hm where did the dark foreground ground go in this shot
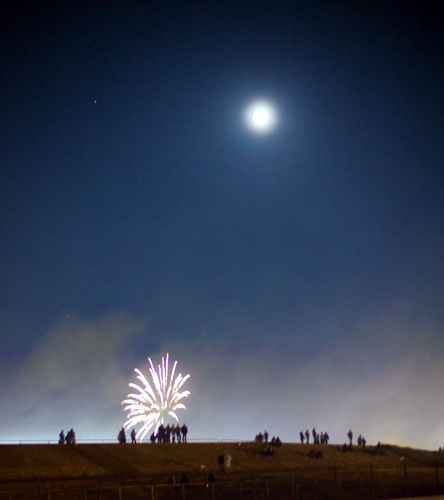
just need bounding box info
[0,441,443,499]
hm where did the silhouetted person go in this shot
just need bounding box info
[180,473,190,484]
[165,424,171,443]
[362,437,366,451]
[223,453,232,473]
[305,429,310,444]
[275,437,282,447]
[175,424,181,443]
[264,430,269,443]
[157,424,165,443]
[324,432,330,444]
[59,430,65,445]
[347,429,353,445]
[131,429,136,444]
[118,427,126,444]
[208,471,215,483]
[312,428,316,441]
[150,432,156,443]
[181,424,188,443]
[300,431,304,444]
[66,428,75,445]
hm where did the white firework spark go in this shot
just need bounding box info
[121,354,190,442]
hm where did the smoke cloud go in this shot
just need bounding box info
[1,303,442,450]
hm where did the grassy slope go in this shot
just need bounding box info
[385,444,444,467]
[98,441,441,477]
[0,442,442,480]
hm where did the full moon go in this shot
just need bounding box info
[252,109,269,126]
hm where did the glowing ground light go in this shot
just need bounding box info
[252,109,269,126]
[122,354,190,442]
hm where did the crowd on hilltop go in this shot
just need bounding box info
[57,425,391,452]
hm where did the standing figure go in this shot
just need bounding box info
[347,429,353,445]
[175,424,181,443]
[264,430,269,443]
[300,431,304,444]
[180,473,190,484]
[59,430,65,445]
[305,429,310,444]
[66,429,74,445]
[181,424,188,443]
[157,424,165,443]
[223,453,232,473]
[118,427,126,444]
[131,429,136,444]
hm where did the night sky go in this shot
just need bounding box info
[1,1,443,449]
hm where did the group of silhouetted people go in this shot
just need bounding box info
[308,448,323,459]
[300,428,330,445]
[261,445,275,456]
[343,430,379,453]
[254,430,268,442]
[254,431,281,447]
[117,423,189,444]
[59,429,76,445]
[150,423,188,444]
[117,428,137,443]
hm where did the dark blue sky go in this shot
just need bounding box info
[1,1,443,447]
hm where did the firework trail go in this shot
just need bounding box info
[122,354,190,442]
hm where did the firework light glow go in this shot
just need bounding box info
[122,354,190,442]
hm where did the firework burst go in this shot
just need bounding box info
[122,354,190,442]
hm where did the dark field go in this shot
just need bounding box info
[0,441,443,499]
